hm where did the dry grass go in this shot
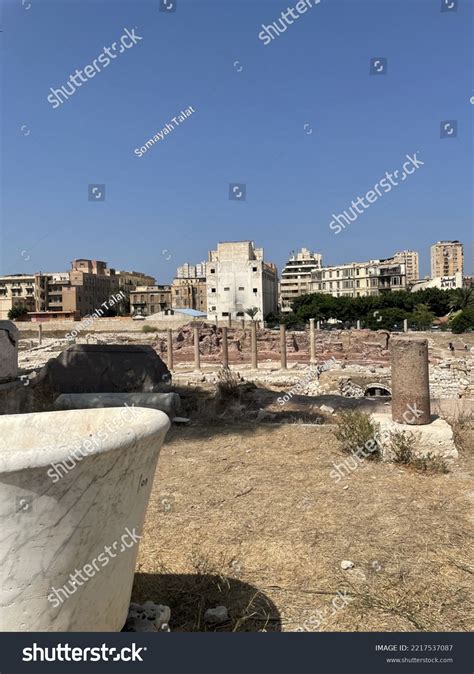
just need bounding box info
[133,419,474,632]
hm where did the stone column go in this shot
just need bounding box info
[193,326,201,371]
[356,320,361,330]
[309,318,316,364]
[280,324,287,370]
[221,326,229,369]
[403,319,408,333]
[228,314,232,328]
[167,329,173,371]
[38,324,43,346]
[251,321,258,369]
[241,319,245,329]
[316,320,321,331]
[391,338,431,425]
[214,315,218,327]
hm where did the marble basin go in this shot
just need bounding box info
[0,406,170,631]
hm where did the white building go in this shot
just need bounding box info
[206,241,278,320]
[310,258,407,297]
[280,248,322,312]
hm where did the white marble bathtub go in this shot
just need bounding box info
[0,406,170,631]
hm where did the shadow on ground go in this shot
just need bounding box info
[131,573,281,632]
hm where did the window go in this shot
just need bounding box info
[253,288,258,293]
[211,306,216,311]
[252,266,257,272]
[236,311,244,316]
[238,286,244,291]
[222,312,229,316]
[211,288,216,293]
[224,287,230,291]
[210,268,215,274]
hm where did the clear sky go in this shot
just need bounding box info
[1,0,472,282]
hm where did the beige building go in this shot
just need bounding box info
[310,258,407,297]
[430,241,463,279]
[280,248,322,312]
[392,250,419,285]
[130,285,172,316]
[206,241,278,320]
[171,277,207,312]
[107,269,156,292]
[0,274,44,320]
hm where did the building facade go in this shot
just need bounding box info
[205,241,278,320]
[430,241,464,279]
[0,274,41,319]
[310,258,407,297]
[130,285,172,316]
[392,250,419,285]
[176,262,206,279]
[171,277,207,312]
[280,248,323,312]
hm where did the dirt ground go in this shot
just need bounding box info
[133,409,473,632]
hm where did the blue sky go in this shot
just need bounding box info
[1,0,472,282]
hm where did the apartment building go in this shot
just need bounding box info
[172,277,207,312]
[108,269,156,292]
[206,241,278,320]
[176,262,206,279]
[430,241,464,278]
[310,258,407,297]
[280,248,323,312]
[392,250,419,285]
[0,274,42,319]
[130,285,172,316]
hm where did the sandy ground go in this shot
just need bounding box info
[133,417,473,632]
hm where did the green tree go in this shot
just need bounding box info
[449,288,474,312]
[450,308,474,334]
[410,304,435,330]
[7,305,28,320]
[244,307,259,320]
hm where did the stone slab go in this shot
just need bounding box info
[54,392,181,419]
[371,412,458,461]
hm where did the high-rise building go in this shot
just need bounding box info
[206,241,278,320]
[430,241,464,279]
[176,262,206,279]
[392,250,419,285]
[280,248,322,312]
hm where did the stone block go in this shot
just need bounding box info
[0,321,19,384]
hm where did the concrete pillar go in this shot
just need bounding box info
[228,314,232,328]
[391,338,431,425]
[280,324,287,370]
[221,326,229,369]
[403,319,408,333]
[38,324,43,346]
[309,318,316,364]
[356,320,361,330]
[316,320,321,330]
[167,328,173,371]
[193,326,201,371]
[251,321,258,369]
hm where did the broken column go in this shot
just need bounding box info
[228,314,232,328]
[356,320,361,330]
[280,324,287,370]
[221,327,229,369]
[193,326,201,371]
[167,329,173,371]
[309,318,316,364]
[391,337,431,424]
[250,321,258,369]
[38,324,43,346]
[403,319,408,333]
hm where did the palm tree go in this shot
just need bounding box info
[244,307,259,321]
[449,287,474,312]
